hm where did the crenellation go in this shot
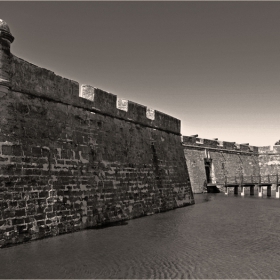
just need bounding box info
[9,54,182,135]
[182,135,258,154]
[240,144,250,152]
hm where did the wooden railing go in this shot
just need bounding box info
[217,174,280,186]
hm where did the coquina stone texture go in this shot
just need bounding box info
[0,20,194,247]
[1,19,278,249]
[183,136,260,193]
[259,146,280,179]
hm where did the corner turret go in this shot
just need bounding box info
[0,19,14,93]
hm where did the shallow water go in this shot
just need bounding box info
[1,192,280,279]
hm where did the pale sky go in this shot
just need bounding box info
[1,1,280,147]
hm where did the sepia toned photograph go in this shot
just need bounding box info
[1,1,280,279]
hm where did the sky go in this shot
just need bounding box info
[1,1,280,147]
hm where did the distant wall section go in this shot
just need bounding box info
[259,146,280,179]
[182,136,259,193]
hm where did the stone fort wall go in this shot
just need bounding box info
[182,136,260,193]
[2,19,278,248]
[258,146,280,179]
[0,21,193,247]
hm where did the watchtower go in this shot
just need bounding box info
[0,19,14,94]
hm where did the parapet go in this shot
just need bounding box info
[182,135,258,153]
[0,19,180,135]
[258,145,280,154]
[80,86,180,134]
[10,56,80,102]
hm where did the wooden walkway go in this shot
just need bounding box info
[211,175,280,197]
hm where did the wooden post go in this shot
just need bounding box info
[224,176,228,195]
[258,186,263,197]
[276,174,279,198]
[250,186,254,195]
[267,185,271,197]
[241,186,245,196]
[240,175,244,196]
[225,186,228,195]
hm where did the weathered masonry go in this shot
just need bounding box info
[182,136,260,194]
[0,20,194,247]
[182,136,280,196]
[259,145,280,177]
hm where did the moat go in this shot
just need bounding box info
[1,193,280,279]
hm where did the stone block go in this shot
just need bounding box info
[12,145,22,156]
[15,209,25,217]
[2,145,12,155]
[32,147,42,157]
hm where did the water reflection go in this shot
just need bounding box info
[1,193,280,278]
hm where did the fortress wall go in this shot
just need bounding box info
[182,136,259,193]
[0,24,193,247]
[10,56,80,102]
[9,57,180,135]
[183,148,207,194]
[258,146,280,181]
[209,152,260,179]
